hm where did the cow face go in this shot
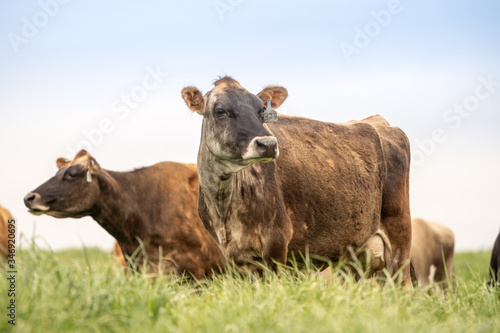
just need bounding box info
[182,77,287,171]
[24,150,101,218]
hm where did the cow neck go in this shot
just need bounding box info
[216,175,233,249]
[90,169,147,242]
[198,142,248,247]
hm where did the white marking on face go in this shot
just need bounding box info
[241,136,279,160]
[30,202,49,212]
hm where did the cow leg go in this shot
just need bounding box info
[433,255,447,288]
[382,214,412,286]
[262,235,289,272]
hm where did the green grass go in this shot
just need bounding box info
[1,242,499,333]
[454,251,492,282]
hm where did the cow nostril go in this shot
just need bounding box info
[24,192,39,208]
[243,137,278,160]
[253,137,278,157]
[255,140,267,150]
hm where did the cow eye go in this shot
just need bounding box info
[65,169,79,179]
[215,108,227,117]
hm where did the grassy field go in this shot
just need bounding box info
[1,243,498,333]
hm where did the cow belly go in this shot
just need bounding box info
[281,154,383,258]
[286,210,381,259]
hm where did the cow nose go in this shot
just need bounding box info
[24,192,39,208]
[255,137,278,158]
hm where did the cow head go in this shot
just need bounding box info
[182,77,287,172]
[24,150,101,218]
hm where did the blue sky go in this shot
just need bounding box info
[1,0,499,251]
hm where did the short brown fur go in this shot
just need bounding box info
[184,77,413,285]
[0,205,12,259]
[24,151,225,279]
[410,218,454,287]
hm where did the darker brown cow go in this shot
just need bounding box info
[488,230,500,287]
[182,77,412,285]
[410,218,454,288]
[0,205,13,259]
[24,150,224,279]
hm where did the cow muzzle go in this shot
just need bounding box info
[242,136,279,161]
[24,192,49,213]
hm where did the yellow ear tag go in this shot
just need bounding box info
[263,98,278,123]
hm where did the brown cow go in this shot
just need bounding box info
[411,218,454,288]
[488,230,500,287]
[182,77,412,285]
[0,205,13,259]
[24,150,224,279]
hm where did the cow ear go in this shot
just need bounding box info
[56,158,70,169]
[257,86,288,109]
[73,149,100,175]
[181,86,205,115]
[88,156,100,175]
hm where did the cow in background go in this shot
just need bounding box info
[24,150,224,279]
[0,205,13,259]
[488,230,500,287]
[410,218,454,288]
